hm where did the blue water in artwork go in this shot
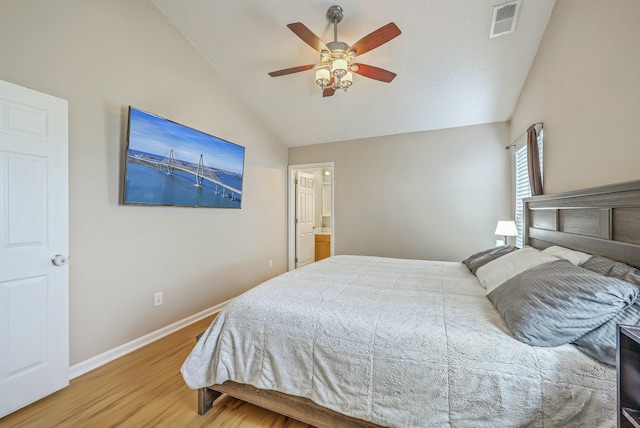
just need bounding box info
[124,162,242,208]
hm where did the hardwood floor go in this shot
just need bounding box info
[0,315,313,428]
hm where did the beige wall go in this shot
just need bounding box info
[511,0,640,194]
[0,0,288,365]
[289,123,512,262]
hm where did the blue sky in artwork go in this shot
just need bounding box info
[127,107,245,175]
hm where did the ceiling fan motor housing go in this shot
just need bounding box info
[326,41,350,57]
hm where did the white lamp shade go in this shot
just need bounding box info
[331,58,348,78]
[315,68,330,87]
[495,220,517,236]
[340,71,353,88]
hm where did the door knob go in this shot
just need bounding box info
[51,254,69,266]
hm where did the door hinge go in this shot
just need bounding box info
[295,257,298,263]
[294,218,298,224]
[295,179,298,185]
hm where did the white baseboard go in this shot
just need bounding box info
[68,299,232,380]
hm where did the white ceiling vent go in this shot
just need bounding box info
[489,1,521,38]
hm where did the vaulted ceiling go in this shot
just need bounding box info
[151,0,556,147]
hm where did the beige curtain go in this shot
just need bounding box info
[527,125,543,196]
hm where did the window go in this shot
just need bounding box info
[515,129,543,247]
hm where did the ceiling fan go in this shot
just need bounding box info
[268,5,401,97]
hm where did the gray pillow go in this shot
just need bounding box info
[462,245,517,275]
[487,259,638,347]
[573,255,640,365]
[581,255,640,286]
[573,303,640,366]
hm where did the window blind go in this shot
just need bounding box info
[515,130,543,247]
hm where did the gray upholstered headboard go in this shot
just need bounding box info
[524,180,640,268]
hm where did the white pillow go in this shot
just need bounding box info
[541,245,592,266]
[476,247,560,294]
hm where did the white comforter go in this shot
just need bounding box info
[182,255,616,427]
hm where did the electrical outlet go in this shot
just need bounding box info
[268,259,273,268]
[154,292,163,306]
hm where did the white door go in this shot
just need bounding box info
[0,80,69,417]
[295,172,315,268]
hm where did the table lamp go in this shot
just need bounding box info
[495,220,517,246]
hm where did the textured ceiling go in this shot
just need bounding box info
[151,0,556,147]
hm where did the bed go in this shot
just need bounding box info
[182,179,640,427]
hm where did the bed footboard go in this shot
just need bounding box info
[196,381,383,427]
[195,332,222,415]
[198,387,221,415]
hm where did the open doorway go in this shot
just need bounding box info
[288,162,334,271]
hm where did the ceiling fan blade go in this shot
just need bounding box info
[268,64,315,77]
[287,22,329,52]
[348,23,401,57]
[323,87,336,97]
[352,64,397,83]
[323,77,336,97]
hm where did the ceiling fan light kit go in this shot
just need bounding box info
[268,5,401,97]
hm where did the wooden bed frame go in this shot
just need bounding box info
[197,381,382,427]
[197,179,640,428]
